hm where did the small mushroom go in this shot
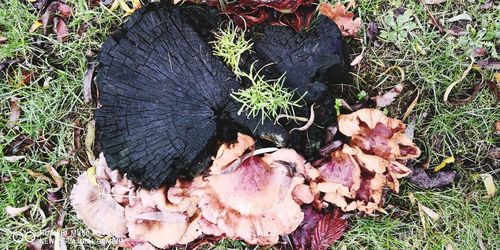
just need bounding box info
[313,147,361,210]
[70,173,127,236]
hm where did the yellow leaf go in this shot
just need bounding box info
[85,120,96,164]
[434,156,455,172]
[86,166,98,186]
[495,72,500,84]
[131,0,141,9]
[119,0,133,13]
[29,20,43,33]
[110,0,120,11]
[480,173,496,198]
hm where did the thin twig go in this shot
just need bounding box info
[418,0,445,34]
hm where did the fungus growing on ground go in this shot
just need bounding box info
[77,1,423,248]
[70,157,128,236]
[312,109,420,214]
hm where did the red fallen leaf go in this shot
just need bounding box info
[291,206,347,250]
[42,2,73,40]
[291,206,322,250]
[311,209,348,250]
[54,18,69,42]
[319,2,362,37]
[190,0,318,32]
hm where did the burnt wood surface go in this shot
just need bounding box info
[96,3,347,188]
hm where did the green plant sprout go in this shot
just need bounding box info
[211,22,253,73]
[211,22,305,124]
[231,62,305,124]
[380,9,417,45]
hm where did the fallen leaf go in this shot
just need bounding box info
[319,3,362,37]
[471,47,487,58]
[447,13,472,22]
[46,165,64,193]
[77,21,90,36]
[0,36,7,45]
[495,73,500,84]
[5,134,34,156]
[25,168,54,183]
[476,60,500,70]
[41,2,73,40]
[3,156,26,162]
[7,97,21,129]
[444,56,475,102]
[420,204,440,221]
[373,84,404,108]
[479,173,496,198]
[434,156,455,172]
[448,83,484,105]
[488,148,500,159]
[29,20,43,32]
[485,80,499,103]
[85,120,96,163]
[5,205,32,217]
[402,90,419,121]
[422,0,446,4]
[54,18,69,42]
[83,63,95,103]
[86,166,98,186]
[291,206,323,250]
[310,209,348,250]
[350,48,364,66]
[409,167,455,189]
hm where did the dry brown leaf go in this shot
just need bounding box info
[7,97,21,129]
[6,205,32,217]
[25,168,54,183]
[373,84,404,108]
[319,3,362,37]
[0,36,7,45]
[83,63,95,103]
[350,48,364,66]
[46,165,64,193]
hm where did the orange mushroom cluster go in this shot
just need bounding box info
[310,109,420,213]
[71,134,315,248]
[71,109,420,248]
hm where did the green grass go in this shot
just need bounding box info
[0,0,498,249]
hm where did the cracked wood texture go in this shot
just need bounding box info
[97,5,248,188]
[248,16,348,159]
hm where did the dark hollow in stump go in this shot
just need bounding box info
[95,3,347,188]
